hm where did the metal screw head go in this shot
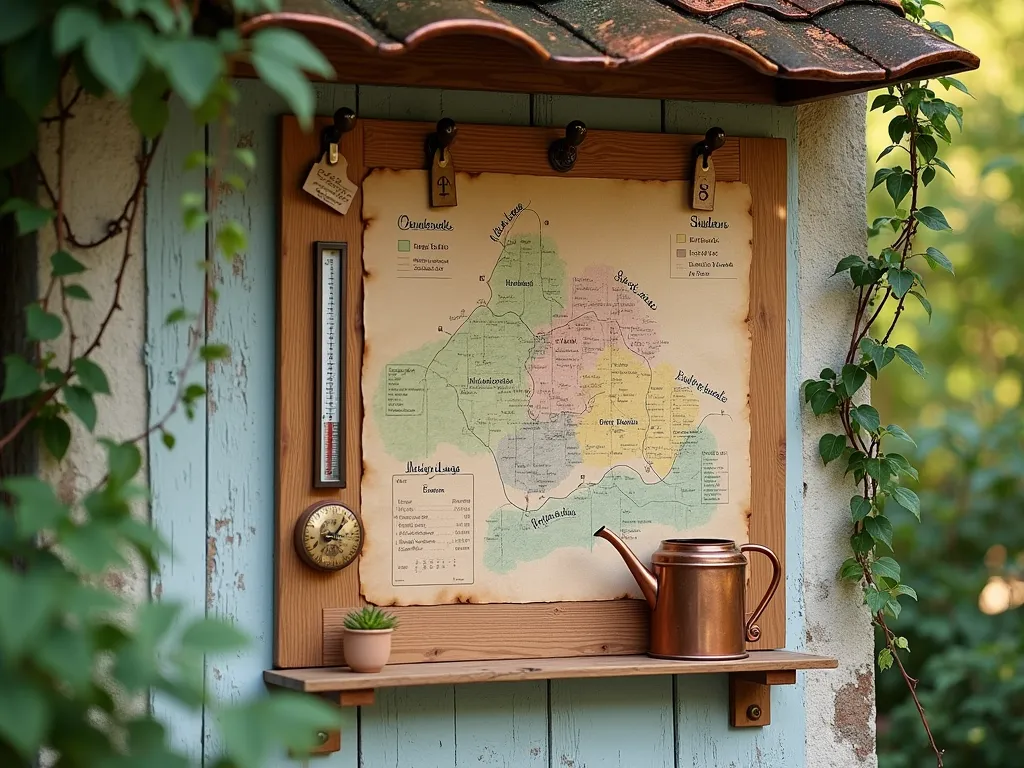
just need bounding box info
[316,731,329,745]
[746,704,762,721]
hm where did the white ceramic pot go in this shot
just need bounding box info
[343,628,394,673]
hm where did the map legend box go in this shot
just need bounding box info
[398,239,411,252]
[701,451,730,504]
[392,473,475,587]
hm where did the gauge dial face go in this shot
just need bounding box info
[294,502,363,571]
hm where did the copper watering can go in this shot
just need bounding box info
[595,527,782,660]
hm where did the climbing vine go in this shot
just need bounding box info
[803,1,969,765]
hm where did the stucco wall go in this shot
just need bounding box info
[42,88,875,767]
[798,96,878,766]
[37,96,148,606]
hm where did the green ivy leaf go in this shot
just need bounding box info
[888,115,912,145]
[850,496,871,523]
[886,453,919,481]
[864,515,894,550]
[5,27,60,122]
[923,246,954,274]
[841,364,867,397]
[130,67,170,140]
[64,385,97,431]
[1,354,42,401]
[809,388,839,416]
[161,430,176,449]
[910,290,932,320]
[104,440,143,487]
[892,584,918,601]
[860,338,896,376]
[914,206,951,231]
[851,528,874,555]
[251,28,332,129]
[890,486,921,520]
[887,268,915,298]
[870,94,899,112]
[53,6,101,54]
[894,635,910,651]
[199,344,230,363]
[40,415,72,460]
[64,284,91,301]
[839,558,863,581]
[162,38,224,108]
[866,586,889,614]
[883,424,916,446]
[84,21,145,98]
[938,76,969,95]
[180,618,248,654]
[878,647,893,671]
[818,433,846,466]
[851,404,881,434]
[61,522,126,573]
[0,674,50,759]
[35,626,94,693]
[0,198,56,235]
[922,166,936,187]
[2,476,69,537]
[871,167,895,190]
[51,250,86,277]
[73,357,111,395]
[872,556,901,582]
[26,304,63,342]
[885,171,913,207]
[916,134,938,162]
[215,221,247,259]
[0,0,42,45]
[894,344,926,376]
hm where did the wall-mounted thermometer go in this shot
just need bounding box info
[314,242,346,488]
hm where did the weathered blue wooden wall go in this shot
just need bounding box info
[146,81,804,768]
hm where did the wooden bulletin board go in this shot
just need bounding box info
[275,117,786,669]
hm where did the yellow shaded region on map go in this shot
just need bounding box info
[576,346,699,476]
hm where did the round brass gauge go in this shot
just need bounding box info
[294,501,363,571]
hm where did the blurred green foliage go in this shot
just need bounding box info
[871,0,1024,765]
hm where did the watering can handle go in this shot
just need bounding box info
[740,544,782,643]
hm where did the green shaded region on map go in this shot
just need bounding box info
[483,427,719,573]
[375,227,565,461]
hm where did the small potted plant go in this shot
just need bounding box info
[342,606,399,673]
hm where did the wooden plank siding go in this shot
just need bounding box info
[147,83,804,767]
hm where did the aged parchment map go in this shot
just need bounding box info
[360,170,754,605]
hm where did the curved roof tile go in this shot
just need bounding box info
[242,0,979,102]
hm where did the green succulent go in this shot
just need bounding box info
[343,606,399,630]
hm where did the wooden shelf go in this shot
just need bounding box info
[265,650,836,693]
[266,652,835,754]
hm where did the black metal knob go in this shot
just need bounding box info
[435,117,458,150]
[549,120,587,173]
[704,127,726,153]
[334,107,356,136]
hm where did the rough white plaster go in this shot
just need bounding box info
[798,94,878,767]
[36,94,148,606]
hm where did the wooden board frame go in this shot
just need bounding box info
[276,117,786,669]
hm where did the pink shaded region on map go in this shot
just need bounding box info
[527,266,667,421]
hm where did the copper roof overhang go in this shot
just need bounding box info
[240,0,980,105]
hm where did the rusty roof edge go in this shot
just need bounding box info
[805,11,981,81]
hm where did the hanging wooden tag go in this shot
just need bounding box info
[430,148,457,208]
[692,155,716,211]
[303,154,358,215]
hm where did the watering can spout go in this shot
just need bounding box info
[594,526,658,609]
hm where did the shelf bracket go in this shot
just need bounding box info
[728,669,796,728]
[291,689,376,757]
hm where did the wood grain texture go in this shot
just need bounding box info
[741,136,788,651]
[360,686,457,768]
[203,79,297,760]
[146,95,208,760]
[280,119,786,665]
[551,676,675,768]
[729,675,772,727]
[290,33,778,104]
[264,651,836,692]
[361,119,741,181]
[277,112,366,669]
[453,682,548,767]
[323,601,649,665]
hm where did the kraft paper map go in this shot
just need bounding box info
[360,170,753,605]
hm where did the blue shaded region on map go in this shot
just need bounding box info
[483,427,719,573]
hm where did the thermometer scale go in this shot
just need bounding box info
[314,242,347,488]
